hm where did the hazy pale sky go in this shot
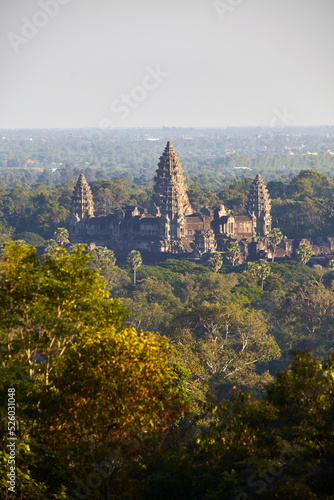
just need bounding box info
[1,0,333,128]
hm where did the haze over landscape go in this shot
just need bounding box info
[3,2,334,500]
[1,0,334,129]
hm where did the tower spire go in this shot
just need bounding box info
[70,173,94,223]
[247,174,271,236]
[153,141,192,224]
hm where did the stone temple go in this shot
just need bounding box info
[69,141,274,262]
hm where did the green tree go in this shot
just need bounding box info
[190,351,334,500]
[36,326,190,497]
[93,246,116,264]
[44,239,58,254]
[0,442,54,500]
[313,264,324,275]
[123,277,182,332]
[90,178,132,216]
[0,241,40,379]
[124,350,334,500]
[296,242,313,264]
[89,246,129,297]
[257,350,334,498]
[53,227,69,246]
[187,184,220,211]
[218,177,253,215]
[35,247,126,385]
[248,259,271,290]
[127,250,142,284]
[285,169,331,200]
[0,242,128,499]
[171,301,280,400]
[268,227,283,262]
[282,280,334,356]
[0,221,14,244]
[15,232,46,247]
[207,252,223,273]
[0,242,127,385]
[0,242,190,499]
[226,241,240,267]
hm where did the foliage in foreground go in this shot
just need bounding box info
[124,351,334,500]
[1,243,334,498]
[0,242,189,499]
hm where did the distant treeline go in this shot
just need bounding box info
[0,152,333,190]
[1,128,334,190]
[1,168,334,242]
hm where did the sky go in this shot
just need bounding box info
[0,0,333,129]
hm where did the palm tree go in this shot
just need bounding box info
[247,260,271,290]
[268,228,283,262]
[296,243,313,264]
[256,260,271,290]
[94,246,116,265]
[226,242,240,267]
[127,250,142,284]
[208,252,223,273]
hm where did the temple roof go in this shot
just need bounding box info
[235,215,253,222]
[153,141,193,221]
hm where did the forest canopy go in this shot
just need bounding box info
[1,242,334,498]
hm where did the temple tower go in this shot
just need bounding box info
[153,141,192,240]
[70,173,94,224]
[247,174,272,236]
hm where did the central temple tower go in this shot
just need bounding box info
[152,141,192,241]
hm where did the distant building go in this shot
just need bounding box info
[69,141,275,262]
